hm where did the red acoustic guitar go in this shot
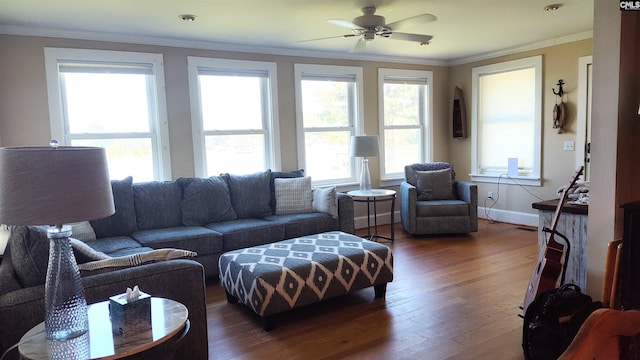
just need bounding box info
[522,166,584,313]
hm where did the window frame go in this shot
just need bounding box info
[44,47,171,181]
[470,55,543,186]
[378,68,433,185]
[293,64,364,188]
[187,57,281,177]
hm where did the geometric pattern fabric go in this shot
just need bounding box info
[219,231,393,317]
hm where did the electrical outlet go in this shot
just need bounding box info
[488,191,494,199]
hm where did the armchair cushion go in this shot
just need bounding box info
[416,168,455,201]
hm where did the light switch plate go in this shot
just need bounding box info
[564,140,575,151]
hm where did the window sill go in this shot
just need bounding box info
[470,173,541,187]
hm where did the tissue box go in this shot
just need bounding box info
[109,291,152,337]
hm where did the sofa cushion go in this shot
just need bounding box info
[90,176,138,238]
[270,169,305,212]
[416,168,455,201]
[312,186,338,218]
[133,181,182,230]
[132,226,223,255]
[265,213,338,239]
[222,170,272,219]
[206,219,285,251]
[6,226,49,288]
[177,176,237,225]
[70,238,110,264]
[274,176,313,215]
[83,236,143,256]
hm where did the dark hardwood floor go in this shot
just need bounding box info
[204,220,538,359]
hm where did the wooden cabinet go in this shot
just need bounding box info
[532,199,588,289]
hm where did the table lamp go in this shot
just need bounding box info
[350,135,379,192]
[0,142,114,340]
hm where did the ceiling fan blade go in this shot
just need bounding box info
[298,34,358,43]
[386,14,437,31]
[387,32,433,43]
[327,19,363,30]
[351,39,367,53]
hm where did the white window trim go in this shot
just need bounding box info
[378,68,433,187]
[470,55,542,186]
[187,57,281,177]
[294,64,364,189]
[44,47,172,181]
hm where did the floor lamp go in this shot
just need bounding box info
[0,143,114,340]
[350,135,379,192]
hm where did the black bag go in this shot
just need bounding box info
[522,284,602,360]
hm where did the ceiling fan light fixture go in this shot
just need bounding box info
[543,4,562,11]
[179,14,197,22]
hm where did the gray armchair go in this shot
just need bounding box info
[400,162,478,235]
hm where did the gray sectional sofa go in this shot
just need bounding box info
[86,169,355,277]
[0,169,354,359]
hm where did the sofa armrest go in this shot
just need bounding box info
[455,181,478,232]
[337,193,355,234]
[0,259,208,360]
[400,181,418,234]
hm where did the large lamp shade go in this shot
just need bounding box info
[0,146,115,226]
[0,145,115,341]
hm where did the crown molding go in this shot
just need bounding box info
[0,24,449,67]
[448,31,593,66]
[0,24,592,67]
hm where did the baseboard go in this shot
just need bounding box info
[478,207,538,227]
[354,208,538,229]
[354,211,400,230]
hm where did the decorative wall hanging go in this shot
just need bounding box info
[452,86,467,138]
[552,79,567,134]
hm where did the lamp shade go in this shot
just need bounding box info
[350,135,379,158]
[0,146,115,226]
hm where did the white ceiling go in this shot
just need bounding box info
[0,0,594,64]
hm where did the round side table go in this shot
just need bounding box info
[347,189,396,242]
[18,297,189,360]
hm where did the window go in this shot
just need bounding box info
[294,64,363,186]
[188,57,280,177]
[44,48,170,182]
[471,55,542,185]
[378,68,432,182]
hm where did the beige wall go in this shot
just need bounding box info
[0,33,593,225]
[448,39,593,216]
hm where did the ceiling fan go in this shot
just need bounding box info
[301,6,436,52]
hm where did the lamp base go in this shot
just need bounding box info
[359,158,372,192]
[45,226,88,340]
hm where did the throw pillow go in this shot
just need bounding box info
[416,168,455,201]
[177,176,237,225]
[8,226,50,288]
[90,176,138,238]
[77,248,197,276]
[312,186,338,218]
[68,221,96,242]
[222,170,272,219]
[274,176,313,215]
[270,169,305,212]
[133,181,183,230]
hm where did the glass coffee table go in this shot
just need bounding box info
[18,297,189,360]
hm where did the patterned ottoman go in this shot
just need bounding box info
[218,231,393,330]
